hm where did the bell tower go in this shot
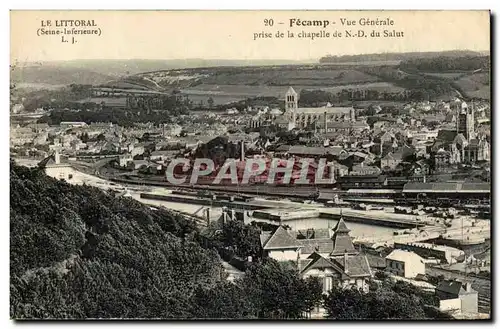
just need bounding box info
[456,101,476,141]
[285,86,298,122]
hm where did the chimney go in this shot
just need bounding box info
[55,149,61,164]
[206,208,211,224]
[297,251,301,272]
[221,206,227,224]
[240,140,245,161]
[344,252,349,273]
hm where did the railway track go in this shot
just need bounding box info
[426,266,491,314]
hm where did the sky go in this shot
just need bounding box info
[10,10,490,63]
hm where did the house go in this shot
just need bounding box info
[385,249,425,278]
[436,279,478,314]
[378,131,394,144]
[260,226,300,261]
[381,152,403,171]
[330,161,349,178]
[150,150,178,162]
[298,218,373,316]
[350,163,381,176]
[262,218,373,297]
[131,143,145,157]
[119,154,133,167]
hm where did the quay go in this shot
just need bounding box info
[139,191,423,229]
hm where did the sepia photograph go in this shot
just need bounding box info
[9,9,491,320]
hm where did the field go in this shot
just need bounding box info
[14,83,67,90]
[421,72,467,79]
[78,97,128,107]
[454,73,490,99]
[181,82,406,105]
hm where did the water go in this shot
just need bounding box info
[132,197,397,239]
[131,195,223,221]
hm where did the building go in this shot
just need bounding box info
[455,101,475,141]
[385,249,425,278]
[436,279,478,314]
[401,182,490,205]
[336,175,388,190]
[261,218,372,296]
[60,122,88,129]
[432,100,489,165]
[381,152,404,171]
[394,242,465,265]
[350,163,381,176]
[119,154,133,167]
[298,217,372,318]
[260,226,300,262]
[282,87,355,130]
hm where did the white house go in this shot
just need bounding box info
[385,249,425,278]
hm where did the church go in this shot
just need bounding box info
[433,100,490,166]
[278,87,356,131]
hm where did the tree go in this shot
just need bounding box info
[240,259,322,319]
[190,282,257,319]
[323,280,444,320]
[96,133,106,142]
[218,220,262,260]
[10,163,220,319]
[323,287,371,319]
[80,132,89,143]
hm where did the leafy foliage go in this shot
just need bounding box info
[323,280,442,320]
[239,259,323,319]
[10,162,221,319]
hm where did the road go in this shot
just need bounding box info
[426,266,490,314]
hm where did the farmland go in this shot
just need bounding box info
[77,97,128,107]
[135,65,409,105]
[181,82,406,105]
[12,52,490,110]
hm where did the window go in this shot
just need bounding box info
[324,277,333,292]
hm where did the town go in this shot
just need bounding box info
[11,80,491,319]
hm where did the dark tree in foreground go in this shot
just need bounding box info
[323,280,445,320]
[240,259,323,319]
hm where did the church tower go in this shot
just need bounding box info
[456,101,475,141]
[285,86,298,123]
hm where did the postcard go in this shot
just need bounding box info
[10,10,491,320]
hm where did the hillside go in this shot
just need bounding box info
[12,59,315,86]
[11,65,114,87]
[10,162,222,319]
[319,50,487,64]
